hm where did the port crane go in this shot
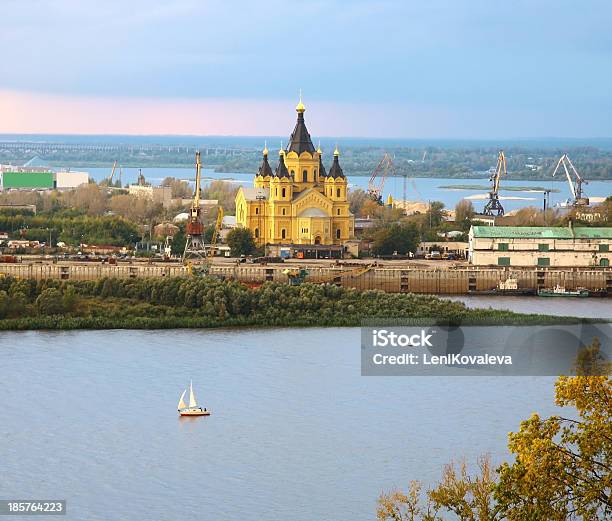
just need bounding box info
[368,153,397,204]
[183,152,207,261]
[551,153,589,206]
[105,160,123,187]
[483,150,507,216]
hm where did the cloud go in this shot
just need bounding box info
[0,1,611,136]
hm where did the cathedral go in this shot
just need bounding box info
[235,98,355,247]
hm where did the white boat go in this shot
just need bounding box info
[498,277,518,291]
[178,381,210,416]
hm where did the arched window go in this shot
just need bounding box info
[255,207,259,215]
[336,188,341,198]
[281,229,286,239]
[254,228,259,238]
[291,170,295,178]
[336,229,341,239]
[337,208,341,215]
[303,169,308,182]
[314,169,317,177]
[282,208,286,215]
[282,188,286,198]
[275,188,278,196]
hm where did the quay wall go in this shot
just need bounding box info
[0,262,610,295]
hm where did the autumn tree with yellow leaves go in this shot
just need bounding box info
[377,339,611,520]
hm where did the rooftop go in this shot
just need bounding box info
[471,226,612,239]
[241,187,269,201]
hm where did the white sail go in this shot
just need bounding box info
[189,380,197,408]
[177,389,187,410]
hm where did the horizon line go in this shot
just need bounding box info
[1,132,612,142]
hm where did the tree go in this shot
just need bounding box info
[455,200,475,227]
[424,201,445,229]
[161,177,192,198]
[495,339,611,520]
[226,227,256,257]
[0,291,9,319]
[36,288,65,315]
[349,188,368,216]
[377,338,611,520]
[64,184,108,216]
[62,286,78,312]
[201,180,239,215]
[378,457,499,521]
[171,225,187,256]
[371,223,420,256]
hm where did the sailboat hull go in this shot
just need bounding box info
[179,407,211,417]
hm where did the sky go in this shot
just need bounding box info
[1,0,611,138]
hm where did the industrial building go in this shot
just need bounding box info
[469,225,612,267]
[0,165,89,190]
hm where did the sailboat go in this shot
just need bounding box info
[177,380,210,416]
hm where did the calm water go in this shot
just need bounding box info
[1,327,563,521]
[78,166,612,213]
[449,295,612,319]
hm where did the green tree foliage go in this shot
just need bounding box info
[0,275,565,330]
[0,213,139,246]
[371,223,420,256]
[171,225,187,255]
[0,291,9,319]
[226,227,256,257]
[36,288,65,315]
[62,286,78,312]
[424,201,445,229]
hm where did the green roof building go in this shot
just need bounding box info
[469,225,611,267]
[2,171,55,190]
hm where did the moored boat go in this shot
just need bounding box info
[178,381,210,416]
[537,284,590,298]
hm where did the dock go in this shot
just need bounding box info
[0,261,610,296]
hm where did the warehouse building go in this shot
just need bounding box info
[469,225,612,267]
[0,167,89,190]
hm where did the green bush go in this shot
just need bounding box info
[36,288,65,316]
[0,275,581,330]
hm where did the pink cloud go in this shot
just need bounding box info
[0,90,457,138]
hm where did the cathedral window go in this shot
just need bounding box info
[336,229,341,239]
[336,188,341,198]
[337,209,340,215]
[255,207,259,215]
[255,228,259,238]
[282,208,286,215]
[303,170,308,182]
[282,188,286,198]
[281,229,286,239]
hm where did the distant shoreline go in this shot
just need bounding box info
[40,162,612,182]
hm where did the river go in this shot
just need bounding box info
[1,324,566,521]
[76,166,611,214]
[449,295,612,319]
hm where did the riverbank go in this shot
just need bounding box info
[2,261,610,297]
[0,276,600,331]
